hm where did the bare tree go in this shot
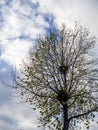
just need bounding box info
[13,23,98,130]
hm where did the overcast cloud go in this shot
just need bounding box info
[0,0,98,129]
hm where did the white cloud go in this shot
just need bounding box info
[0,39,32,67]
[0,5,45,40]
[0,81,39,130]
[0,12,21,40]
[37,0,98,36]
[0,103,39,130]
[0,0,49,67]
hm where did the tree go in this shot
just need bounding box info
[13,23,98,130]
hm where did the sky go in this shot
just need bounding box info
[0,0,98,130]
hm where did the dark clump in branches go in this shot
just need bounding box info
[13,23,98,130]
[59,65,69,74]
[57,90,69,102]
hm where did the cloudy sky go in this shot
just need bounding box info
[0,0,98,130]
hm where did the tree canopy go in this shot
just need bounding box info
[13,23,98,130]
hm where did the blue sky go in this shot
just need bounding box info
[0,0,98,129]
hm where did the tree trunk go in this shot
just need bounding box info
[63,105,69,130]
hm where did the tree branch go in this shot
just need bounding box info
[69,107,98,122]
